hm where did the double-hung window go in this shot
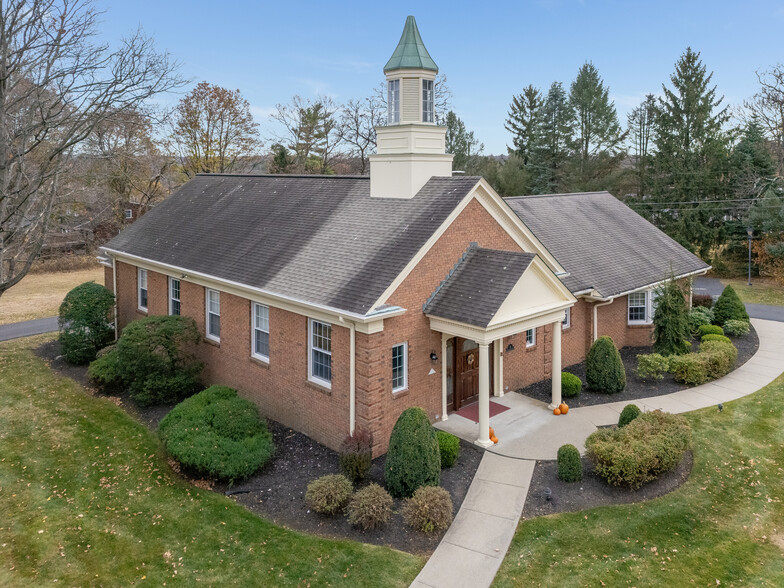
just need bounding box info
[525,328,536,347]
[387,79,400,123]
[252,303,270,362]
[628,291,649,324]
[206,289,220,341]
[137,268,148,311]
[169,278,180,316]
[422,79,434,123]
[562,307,571,330]
[392,342,408,392]
[309,319,332,387]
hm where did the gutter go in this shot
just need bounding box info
[592,298,614,342]
[111,255,118,341]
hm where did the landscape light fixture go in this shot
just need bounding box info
[506,343,515,352]
[545,488,552,502]
[430,352,438,362]
[718,403,723,413]
[746,227,754,286]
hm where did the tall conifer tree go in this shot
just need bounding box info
[529,82,573,194]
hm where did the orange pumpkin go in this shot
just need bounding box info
[559,403,569,414]
[489,427,495,438]
[490,435,499,444]
[553,407,561,415]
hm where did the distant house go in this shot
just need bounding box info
[99,16,708,455]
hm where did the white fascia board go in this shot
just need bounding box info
[428,307,569,346]
[101,247,403,330]
[606,267,713,300]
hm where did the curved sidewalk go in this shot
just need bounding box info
[416,318,784,588]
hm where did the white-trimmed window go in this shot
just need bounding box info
[124,209,133,219]
[628,291,650,324]
[392,343,408,392]
[525,328,536,347]
[169,278,180,316]
[252,303,270,362]
[562,307,571,330]
[387,79,400,123]
[309,319,332,387]
[137,268,148,311]
[422,79,434,123]
[206,289,220,341]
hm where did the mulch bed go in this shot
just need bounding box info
[518,325,759,408]
[523,450,694,519]
[34,339,483,556]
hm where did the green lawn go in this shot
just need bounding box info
[722,278,784,307]
[494,374,784,587]
[0,336,422,586]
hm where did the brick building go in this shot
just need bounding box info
[100,17,709,455]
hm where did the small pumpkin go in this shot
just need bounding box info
[559,403,569,414]
[489,427,495,438]
[553,407,561,415]
[490,435,499,444]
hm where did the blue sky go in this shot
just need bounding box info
[96,0,784,154]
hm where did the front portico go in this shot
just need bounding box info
[423,245,575,447]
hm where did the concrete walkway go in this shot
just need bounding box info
[0,316,58,342]
[419,318,784,588]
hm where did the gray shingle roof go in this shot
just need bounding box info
[104,174,480,316]
[424,245,536,327]
[505,192,710,298]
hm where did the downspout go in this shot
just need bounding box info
[112,255,118,341]
[593,298,614,342]
[339,316,356,435]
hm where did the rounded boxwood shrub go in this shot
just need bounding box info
[347,483,393,530]
[339,428,373,483]
[557,444,582,482]
[723,319,750,337]
[384,407,441,498]
[305,474,353,515]
[699,340,738,379]
[585,411,691,489]
[91,315,203,406]
[635,353,670,381]
[712,285,749,326]
[436,430,460,469]
[669,352,710,385]
[585,336,626,394]
[618,404,642,428]
[402,486,453,533]
[698,324,724,337]
[158,385,274,484]
[58,282,115,364]
[561,372,582,398]
[701,333,732,345]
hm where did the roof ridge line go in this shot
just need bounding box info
[505,191,610,200]
[193,173,369,179]
[422,242,477,312]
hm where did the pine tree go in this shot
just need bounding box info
[567,62,625,190]
[529,82,573,194]
[505,85,544,165]
[652,278,691,356]
[626,94,657,198]
[444,111,483,172]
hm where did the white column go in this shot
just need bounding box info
[493,339,503,397]
[441,333,449,421]
[549,321,562,409]
[475,343,493,447]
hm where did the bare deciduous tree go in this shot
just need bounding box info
[0,0,184,298]
[742,64,784,176]
[337,96,384,175]
[270,95,341,174]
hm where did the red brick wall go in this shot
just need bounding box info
[595,295,654,349]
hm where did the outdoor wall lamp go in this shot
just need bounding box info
[506,343,515,352]
[430,352,438,361]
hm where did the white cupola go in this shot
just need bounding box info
[369,16,453,198]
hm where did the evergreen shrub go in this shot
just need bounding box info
[652,279,691,356]
[384,407,441,498]
[636,353,670,381]
[347,483,393,530]
[698,324,724,337]
[701,333,732,345]
[723,319,751,337]
[436,431,460,469]
[305,474,353,515]
[692,294,713,308]
[713,285,749,326]
[561,372,582,397]
[585,336,626,394]
[402,486,453,533]
[557,444,582,482]
[618,404,642,428]
[688,307,713,335]
[58,282,115,364]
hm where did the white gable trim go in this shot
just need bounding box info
[368,178,567,312]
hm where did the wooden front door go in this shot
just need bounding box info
[455,338,479,410]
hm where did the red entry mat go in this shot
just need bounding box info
[455,400,510,423]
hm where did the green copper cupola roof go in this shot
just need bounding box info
[383,16,438,73]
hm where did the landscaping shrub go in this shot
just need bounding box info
[723,319,751,337]
[699,340,738,379]
[698,324,724,337]
[692,293,713,308]
[688,307,713,335]
[652,278,691,356]
[86,345,121,393]
[347,483,393,530]
[561,372,582,398]
[701,333,732,345]
[713,285,749,326]
[402,486,453,533]
[585,411,692,489]
[618,404,642,428]
[436,430,460,469]
[585,336,626,394]
[90,315,203,406]
[158,386,274,484]
[557,444,582,482]
[339,428,373,483]
[384,407,441,498]
[635,353,670,381]
[305,474,353,515]
[58,282,115,364]
[669,353,710,385]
